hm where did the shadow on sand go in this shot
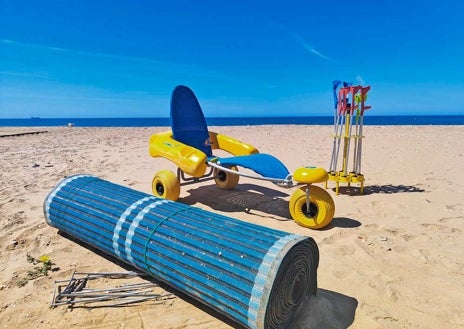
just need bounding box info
[363,184,425,194]
[182,183,293,221]
[333,184,426,196]
[182,184,363,230]
[323,217,361,229]
[293,289,358,329]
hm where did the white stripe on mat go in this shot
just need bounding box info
[112,196,158,258]
[125,199,168,264]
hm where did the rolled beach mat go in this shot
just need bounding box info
[44,175,319,329]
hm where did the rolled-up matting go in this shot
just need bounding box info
[44,175,319,329]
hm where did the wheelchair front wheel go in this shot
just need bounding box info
[152,170,180,201]
[289,185,335,229]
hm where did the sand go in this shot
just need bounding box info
[0,125,463,329]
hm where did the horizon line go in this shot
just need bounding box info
[1,114,463,120]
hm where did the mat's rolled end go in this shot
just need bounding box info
[44,175,319,329]
[247,235,318,329]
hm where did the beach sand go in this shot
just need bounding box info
[1,125,463,329]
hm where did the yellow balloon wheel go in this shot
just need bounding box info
[213,166,239,190]
[289,186,335,229]
[152,170,180,201]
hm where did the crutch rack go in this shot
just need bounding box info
[327,82,371,195]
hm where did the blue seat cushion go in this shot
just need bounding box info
[216,154,290,180]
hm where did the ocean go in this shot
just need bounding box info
[1,115,464,127]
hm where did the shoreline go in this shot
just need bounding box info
[1,114,464,128]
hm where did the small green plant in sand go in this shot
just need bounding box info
[16,254,56,287]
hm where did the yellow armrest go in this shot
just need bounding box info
[209,131,259,156]
[148,131,207,177]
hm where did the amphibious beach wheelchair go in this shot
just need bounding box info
[148,85,335,229]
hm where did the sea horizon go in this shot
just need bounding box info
[1,114,464,127]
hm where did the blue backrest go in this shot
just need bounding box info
[170,85,213,157]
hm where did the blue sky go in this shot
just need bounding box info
[1,0,463,118]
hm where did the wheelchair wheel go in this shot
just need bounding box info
[214,166,239,190]
[152,170,180,201]
[289,186,335,229]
